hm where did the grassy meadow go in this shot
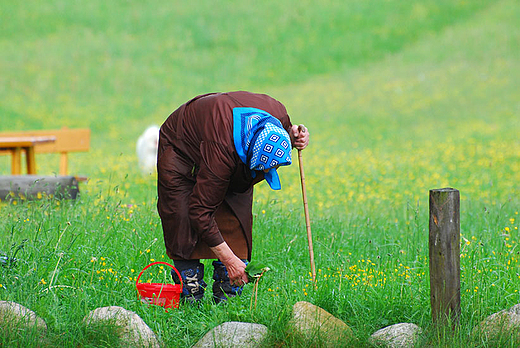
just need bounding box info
[1,0,520,346]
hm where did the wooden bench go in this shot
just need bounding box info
[0,136,57,174]
[0,128,90,179]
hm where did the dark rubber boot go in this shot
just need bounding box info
[212,260,248,304]
[171,260,207,304]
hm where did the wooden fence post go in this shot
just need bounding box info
[429,188,461,325]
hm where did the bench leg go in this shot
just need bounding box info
[11,147,22,175]
[26,146,37,174]
[59,152,68,175]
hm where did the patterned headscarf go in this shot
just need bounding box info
[233,107,292,190]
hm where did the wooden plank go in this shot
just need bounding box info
[429,188,461,325]
[0,128,90,153]
[0,136,56,149]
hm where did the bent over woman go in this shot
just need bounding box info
[157,91,309,303]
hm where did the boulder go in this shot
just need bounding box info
[83,306,159,348]
[0,300,47,336]
[192,321,268,348]
[369,323,422,347]
[474,303,520,340]
[288,301,354,345]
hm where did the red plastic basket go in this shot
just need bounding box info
[136,261,183,310]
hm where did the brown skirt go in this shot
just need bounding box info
[172,201,248,260]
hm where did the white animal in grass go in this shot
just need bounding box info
[136,125,160,174]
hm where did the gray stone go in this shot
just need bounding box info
[288,301,354,345]
[0,175,79,201]
[192,321,268,348]
[510,304,520,316]
[83,306,160,348]
[369,323,422,348]
[474,303,520,340]
[0,300,47,336]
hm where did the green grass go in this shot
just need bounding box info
[1,0,520,346]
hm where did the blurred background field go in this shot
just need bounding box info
[1,0,520,347]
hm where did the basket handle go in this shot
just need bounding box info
[135,261,183,289]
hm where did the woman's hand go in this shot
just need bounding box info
[210,242,249,286]
[290,124,309,150]
[223,256,249,286]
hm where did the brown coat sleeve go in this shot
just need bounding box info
[189,140,236,247]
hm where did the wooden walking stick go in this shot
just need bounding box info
[297,133,316,285]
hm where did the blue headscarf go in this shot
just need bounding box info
[233,107,292,190]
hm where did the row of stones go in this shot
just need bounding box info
[1,300,519,347]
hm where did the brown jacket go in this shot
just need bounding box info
[157,91,293,260]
